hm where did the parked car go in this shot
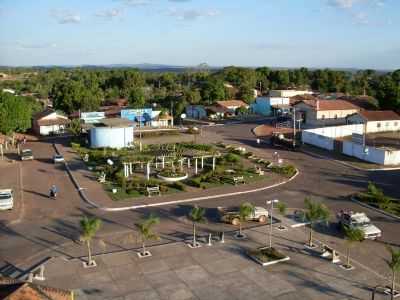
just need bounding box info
[218,206,269,225]
[20,149,33,161]
[53,154,64,163]
[337,210,382,240]
[0,189,13,210]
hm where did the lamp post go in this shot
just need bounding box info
[266,199,279,248]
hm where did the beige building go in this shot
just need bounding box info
[293,100,360,127]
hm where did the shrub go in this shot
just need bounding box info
[224,153,240,163]
[169,182,186,191]
[270,165,297,178]
[186,177,202,188]
[71,142,80,150]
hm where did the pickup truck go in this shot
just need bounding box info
[337,210,382,240]
[218,206,269,225]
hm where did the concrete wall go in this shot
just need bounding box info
[302,130,334,150]
[90,126,134,149]
[39,125,66,136]
[269,90,312,98]
[342,141,386,164]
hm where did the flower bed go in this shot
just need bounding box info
[247,247,290,266]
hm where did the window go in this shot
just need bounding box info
[334,114,338,119]
[377,122,381,128]
[321,115,325,120]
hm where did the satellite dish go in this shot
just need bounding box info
[181,113,187,119]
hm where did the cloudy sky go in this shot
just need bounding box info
[0,0,399,69]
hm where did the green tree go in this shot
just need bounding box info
[137,214,160,256]
[386,246,400,300]
[80,216,102,266]
[0,92,33,135]
[128,87,146,108]
[69,118,82,137]
[188,206,206,247]
[237,202,254,237]
[303,198,330,247]
[343,227,364,268]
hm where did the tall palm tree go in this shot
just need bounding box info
[303,197,330,247]
[386,246,400,300]
[188,206,206,247]
[237,202,254,237]
[343,227,364,268]
[80,216,102,266]
[137,214,160,256]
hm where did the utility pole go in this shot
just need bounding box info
[170,99,174,127]
[293,107,296,148]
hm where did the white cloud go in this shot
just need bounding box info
[327,0,385,9]
[50,9,81,24]
[95,8,122,19]
[353,11,369,24]
[167,8,220,21]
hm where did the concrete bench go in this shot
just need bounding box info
[233,176,245,185]
[320,244,340,264]
[146,186,161,197]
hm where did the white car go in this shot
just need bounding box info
[0,189,13,210]
[21,149,34,161]
[53,154,65,163]
[338,211,382,240]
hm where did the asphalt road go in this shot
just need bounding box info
[0,123,399,280]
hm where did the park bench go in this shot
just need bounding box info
[320,244,340,264]
[255,166,264,176]
[146,186,161,197]
[232,176,245,185]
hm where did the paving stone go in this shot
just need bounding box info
[156,283,196,300]
[163,255,197,270]
[108,263,139,281]
[100,251,136,267]
[80,270,113,285]
[201,258,239,275]
[138,259,171,275]
[115,275,152,295]
[191,283,236,300]
[174,265,210,285]
[124,289,161,300]
[145,270,181,288]
[213,271,255,289]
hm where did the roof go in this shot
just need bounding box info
[350,110,400,122]
[207,105,228,114]
[37,117,70,127]
[0,277,72,300]
[216,100,248,108]
[294,100,359,111]
[98,118,135,127]
[34,109,56,121]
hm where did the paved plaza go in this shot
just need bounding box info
[41,224,389,300]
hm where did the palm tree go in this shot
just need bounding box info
[188,206,206,247]
[386,246,400,300]
[137,214,160,256]
[343,227,364,269]
[237,202,254,237]
[303,198,330,247]
[80,216,102,267]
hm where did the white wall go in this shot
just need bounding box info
[302,131,334,150]
[304,124,363,138]
[366,121,400,133]
[90,127,134,149]
[39,125,66,136]
[342,141,386,164]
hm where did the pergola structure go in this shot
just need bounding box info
[122,154,219,180]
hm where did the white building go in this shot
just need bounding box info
[33,109,70,136]
[269,90,313,98]
[346,110,400,133]
[89,118,134,149]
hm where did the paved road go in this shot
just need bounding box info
[0,123,399,280]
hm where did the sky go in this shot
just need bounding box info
[0,0,399,69]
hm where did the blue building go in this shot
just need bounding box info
[251,97,291,116]
[121,108,152,126]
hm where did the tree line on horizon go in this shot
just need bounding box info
[0,66,399,125]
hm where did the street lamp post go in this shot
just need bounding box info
[266,199,279,248]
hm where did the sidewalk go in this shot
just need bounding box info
[56,142,294,211]
[38,221,388,300]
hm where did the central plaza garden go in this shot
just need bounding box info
[71,142,297,201]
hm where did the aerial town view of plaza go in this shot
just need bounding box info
[0,0,400,299]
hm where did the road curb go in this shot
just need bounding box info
[57,142,299,212]
[349,196,400,221]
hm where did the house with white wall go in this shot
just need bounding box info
[33,109,70,136]
[269,90,313,98]
[346,110,400,133]
[293,100,360,127]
